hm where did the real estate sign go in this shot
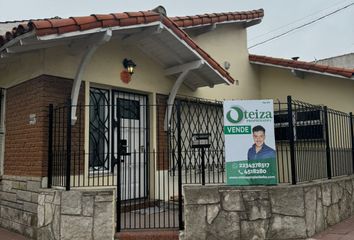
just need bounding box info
[223,100,278,185]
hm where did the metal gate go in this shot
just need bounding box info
[113,90,149,201]
[128,96,226,232]
[47,93,226,232]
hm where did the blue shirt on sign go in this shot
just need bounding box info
[247,144,276,160]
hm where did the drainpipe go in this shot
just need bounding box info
[70,29,112,125]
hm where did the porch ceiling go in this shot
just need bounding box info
[0,21,233,89]
[128,26,227,90]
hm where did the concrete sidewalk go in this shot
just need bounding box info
[310,215,354,240]
[1,216,354,240]
[0,228,27,240]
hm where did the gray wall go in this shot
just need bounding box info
[38,189,114,240]
[316,53,354,69]
[182,176,354,240]
[0,175,41,238]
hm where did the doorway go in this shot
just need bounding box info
[112,90,149,200]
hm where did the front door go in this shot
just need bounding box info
[112,91,148,200]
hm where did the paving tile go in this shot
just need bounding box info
[311,216,354,240]
[0,228,27,240]
[314,233,343,240]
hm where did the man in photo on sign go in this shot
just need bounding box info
[247,125,276,160]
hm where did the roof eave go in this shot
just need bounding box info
[1,20,234,87]
[0,31,35,54]
[181,17,263,30]
[249,61,354,80]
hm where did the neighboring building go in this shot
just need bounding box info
[316,53,354,69]
[0,6,353,240]
[249,54,354,113]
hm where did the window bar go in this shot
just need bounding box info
[350,112,354,174]
[48,104,54,188]
[66,99,72,191]
[116,96,122,233]
[61,106,65,187]
[323,106,331,179]
[78,104,82,187]
[176,99,184,230]
[287,96,296,184]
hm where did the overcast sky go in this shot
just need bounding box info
[0,0,353,61]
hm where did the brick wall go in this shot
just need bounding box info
[4,75,85,177]
[156,94,169,171]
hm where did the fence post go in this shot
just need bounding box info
[323,106,331,179]
[66,99,72,191]
[48,104,53,188]
[350,112,354,174]
[201,148,206,186]
[287,96,297,185]
[176,100,184,230]
[116,98,122,233]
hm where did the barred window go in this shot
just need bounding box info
[274,109,324,141]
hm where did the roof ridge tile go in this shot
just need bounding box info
[91,14,115,21]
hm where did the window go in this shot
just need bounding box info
[295,109,324,140]
[274,108,324,141]
[274,111,290,141]
[118,98,140,120]
[89,88,110,170]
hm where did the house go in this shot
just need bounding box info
[0,5,353,240]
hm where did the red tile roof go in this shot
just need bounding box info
[161,16,234,83]
[28,11,163,36]
[0,10,235,84]
[171,9,264,28]
[0,17,61,24]
[249,54,354,79]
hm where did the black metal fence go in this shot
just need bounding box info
[274,96,354,184]
[47,94,354,231]
[168,98,225,184]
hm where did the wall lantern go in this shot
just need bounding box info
[122,58,136,75]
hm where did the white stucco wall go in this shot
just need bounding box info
[190,24,260,100]
[0,23,259,101]
[258,65,354,112]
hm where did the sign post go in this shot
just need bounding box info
[223,100,278,185]
[191,133,211,185]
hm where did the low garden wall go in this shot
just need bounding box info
[181,176,354,240]
[37,188,114,240]
[0,175,42,238]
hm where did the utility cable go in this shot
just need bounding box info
[248,2,354,49]
[249,0,352,41]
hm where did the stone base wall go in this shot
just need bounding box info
[182,176,354,240]
[0,175,42,238]
[38,188,114,240]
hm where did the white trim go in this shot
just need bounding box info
[5,40,70,53]
[71,29,112,125]
[180,17,263,30]
[0,31,35,52]
[0,22,161,55]
[121,23,164,42]
[164,60,204,76]
[164,60,204,130]
[164,70,189,131]
[37,22,161,41]
[249,61,354,80]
